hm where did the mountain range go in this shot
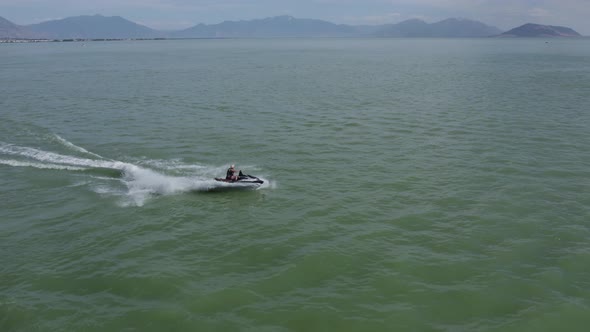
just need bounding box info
[172,16,358,38]
[0,14,582,40]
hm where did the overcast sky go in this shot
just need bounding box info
[1,0,589,34]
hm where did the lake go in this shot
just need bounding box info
[1,38,590,331]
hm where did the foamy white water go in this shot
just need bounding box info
[0,139,268,206]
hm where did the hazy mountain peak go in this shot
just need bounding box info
[398,18,428,25]
[376,17,500,37]
[174,15,355,38]
[438,17,478,25]
[0,16,34,39]
[27,14,161,39]
[440,17,470,22]
[501,23,581,37]
[270,15,296,20]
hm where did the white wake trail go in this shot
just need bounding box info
[52,134,105,159]
[0,143,120,169]
[0,141,269,207]
[0,159,87,171]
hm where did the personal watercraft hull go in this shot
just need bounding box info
[214,174,264,185]
[214,178,264,184]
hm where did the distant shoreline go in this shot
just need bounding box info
[2,36,588,44]
[0,37,221,43]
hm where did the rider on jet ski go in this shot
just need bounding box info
[216,164,263,185]
[226,165,239,181]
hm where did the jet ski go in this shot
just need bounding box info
[214,171,264,185]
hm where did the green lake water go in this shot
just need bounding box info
[1,38,590,331]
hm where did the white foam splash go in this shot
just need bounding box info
[0,140,269,207]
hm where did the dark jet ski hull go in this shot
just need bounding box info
[214,173,264,185]
[214,178,264,184]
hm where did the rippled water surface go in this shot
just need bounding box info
[1,38,590,331]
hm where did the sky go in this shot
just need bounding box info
[1,0,589,34]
